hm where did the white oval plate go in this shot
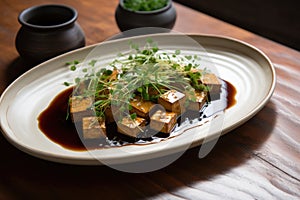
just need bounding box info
[0,34,275,165]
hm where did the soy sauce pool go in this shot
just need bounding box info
[38,80,236,151]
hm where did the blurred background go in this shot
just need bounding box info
[175,0,300,51]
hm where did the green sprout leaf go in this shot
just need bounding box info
[130,113,137,120]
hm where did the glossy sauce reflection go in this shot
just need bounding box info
[38,80,236,151]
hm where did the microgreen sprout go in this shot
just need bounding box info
[65,38,209,120]
[123,0,169,12]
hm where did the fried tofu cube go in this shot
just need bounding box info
[150,110,177,134]
[82,117,106,139]
[201,73,222,94]
[117,116,146,138]
[158,90,186,114]
[130,96,155,118]
[104,104,126,123]
[69,96,94,122]
[188,91,207,111]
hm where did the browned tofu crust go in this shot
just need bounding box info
[150,110,177,134]
[201,73,221,94]
[158,90,186,114]
[69,96,94,122]
[187,91,207,111]
[130,96,155,118]
[117,116,146,138]
[82,116,106,139]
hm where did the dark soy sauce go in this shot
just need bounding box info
[38,80,236,151]
[37,87,85,151]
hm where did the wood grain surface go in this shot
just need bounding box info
[0,0,300,199]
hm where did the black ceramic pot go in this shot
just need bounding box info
[115,0,177,32]
[15,4,85,66]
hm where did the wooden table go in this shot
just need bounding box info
[1,0,300,199]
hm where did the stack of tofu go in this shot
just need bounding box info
[69,72,222,141]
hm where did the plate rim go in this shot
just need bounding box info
[0,33,276,165]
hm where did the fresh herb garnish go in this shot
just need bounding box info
[123,0,168,12]
[65,39,209,120]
